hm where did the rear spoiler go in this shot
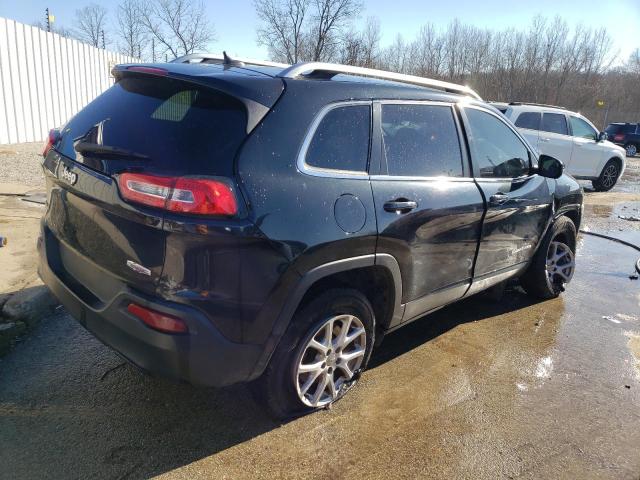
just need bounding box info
[112,64,285,134]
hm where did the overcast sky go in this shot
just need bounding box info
[1,0,638,62]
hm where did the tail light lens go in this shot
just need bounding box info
[614,134,625,142]
[118,173,238,216]
[127,303,188,334]
[42,129,60,157]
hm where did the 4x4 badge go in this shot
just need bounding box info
[59,164,78,185]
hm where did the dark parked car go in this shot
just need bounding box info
[38,55,583,417]
[605,122,640,157]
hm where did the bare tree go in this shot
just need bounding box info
[254,0,361,62]
[255,0,308,63]
[116,0,146,58]
[74,4,108,47]
[139,0,216,59]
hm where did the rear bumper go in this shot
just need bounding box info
[37,225,263,387]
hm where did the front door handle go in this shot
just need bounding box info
[384,200,418,213]
[489,193,509,206]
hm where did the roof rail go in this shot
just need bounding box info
[277,62,482,100]
[508,102,566,110]
[171,52,290,69]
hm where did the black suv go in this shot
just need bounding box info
[38,55,583,417]
[605,122,639,157]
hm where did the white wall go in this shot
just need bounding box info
[0,17,139,145]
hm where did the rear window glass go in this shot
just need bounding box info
[541,113,568,135]
[57,76,247,175]
[515,112,541,130]
[381,104,463,177]
[305,105,370,172]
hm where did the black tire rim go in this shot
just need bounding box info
[601,163,618,189]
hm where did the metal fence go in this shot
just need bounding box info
[0,17,139,145]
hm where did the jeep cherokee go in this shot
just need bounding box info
[38,55,583,417]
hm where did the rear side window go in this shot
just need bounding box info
[515,112,541,130]
[381,104,463,177]
[541,113,568,135]
[464,108,530,178]
[305,105,371,172]
[569,116,597,140]
[57,76,247,176]
[605,124,623,135]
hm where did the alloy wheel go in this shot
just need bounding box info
[545,241,575,289]
[626,144,637,157]
[601,164,618,189]
[295,314,367,408]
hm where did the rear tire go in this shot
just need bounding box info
[520,216,576,300]
[592,159,620,192]
[253,288,375,419]
[625,143,637,157]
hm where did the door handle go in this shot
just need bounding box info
[489,193,509,206]
[384,200,418,213]
[540,137,550,143]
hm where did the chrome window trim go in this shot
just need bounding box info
[297,100,372,179]
[370,175,475,182]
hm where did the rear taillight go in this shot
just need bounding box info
[118,173,238,216]
[614,134,625,142]
[127,303,188,334]
[42,129,60,157]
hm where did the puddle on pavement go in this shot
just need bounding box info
[584,203,613,218]
[625,332,640,376]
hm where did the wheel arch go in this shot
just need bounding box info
[248,254,403,380]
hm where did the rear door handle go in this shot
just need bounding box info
[489,193,509,206]
[384,200,418,213]
[540,137,550,143]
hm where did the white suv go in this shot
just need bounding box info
[495,103,626,191]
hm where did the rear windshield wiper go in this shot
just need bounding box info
[74,142,150,160]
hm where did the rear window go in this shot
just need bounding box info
[305,105,371,172]
[541,113,568,136]
[381,104,463,177]
[515,112,541,130]
[57,76,247,175]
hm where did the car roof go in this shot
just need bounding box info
[117,61,479,105]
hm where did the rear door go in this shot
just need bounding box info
[539,112,574,171]
[568,115,604,177]
[460,105,551,283]
[42,74,252,300]
[371,101,484,325]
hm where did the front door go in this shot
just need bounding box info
[460,105,552,284]
[371,101,484,325]
[568,115,604,178]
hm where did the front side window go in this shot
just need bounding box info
[569,116,597,140]
[541,113,568,135]
[305,104,371,172]
[515,112,541,130]
[464,108,530,178]
[381,104,463,177]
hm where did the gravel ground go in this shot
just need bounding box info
[0,143,45,188]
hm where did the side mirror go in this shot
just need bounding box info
[536,154,564,179]
[598,131,608,142]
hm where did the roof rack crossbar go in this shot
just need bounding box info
[277,62,482,100]
[508,102,566,110]
[171,53,290,69]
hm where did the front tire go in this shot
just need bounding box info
[254,288,375,419]
[520,216,576,299]
[592,159,620,192]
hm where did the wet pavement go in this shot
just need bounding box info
[2,160,640,479]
